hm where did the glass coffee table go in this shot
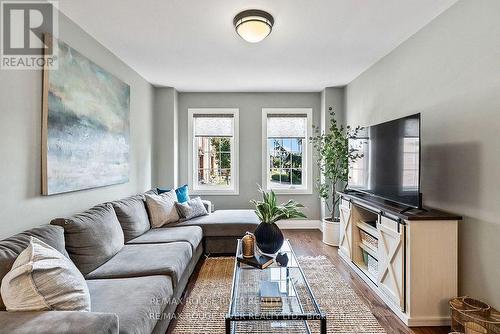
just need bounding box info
[226,239,326,333]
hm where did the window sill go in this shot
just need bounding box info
[265,187,313,195]
[191,189,239,196]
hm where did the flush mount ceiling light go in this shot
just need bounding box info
[233,9,274,43]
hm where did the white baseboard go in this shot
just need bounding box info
[277,219,321,230]
[406,317,451,327]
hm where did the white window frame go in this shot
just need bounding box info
[262,108,313,194]
[188,108,239,195]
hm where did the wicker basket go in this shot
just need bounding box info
[360,230,378,250]
[449,297,500,334]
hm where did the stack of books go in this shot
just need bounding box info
[237,253,273,270]
[259,281,282,312]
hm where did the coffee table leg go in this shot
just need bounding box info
[320,317,327,334]
[225,317,231,334]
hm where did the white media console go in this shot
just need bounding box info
[337,191,461,327]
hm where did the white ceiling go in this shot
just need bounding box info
[58,0,457,92]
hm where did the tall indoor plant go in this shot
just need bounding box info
[251,187,306,255]
[310,107,363,246]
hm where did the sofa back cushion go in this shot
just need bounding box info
[51,203,124,275]
[111,195,150,242]
[0,225,68,310]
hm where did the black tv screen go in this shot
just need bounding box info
[348,113,421,208]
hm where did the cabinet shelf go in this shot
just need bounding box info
[357,221,378,238]
[359,242,378,259]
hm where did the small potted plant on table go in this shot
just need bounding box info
[251,187,306,255]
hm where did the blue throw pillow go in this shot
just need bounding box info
[157,185,190,203]
[156,187,171,194]
[175,184,190,203]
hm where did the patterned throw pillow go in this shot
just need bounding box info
[175,197,208,220]
[145,190,180,228]
[1,237,91,312]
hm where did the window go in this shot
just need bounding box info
[402,118,419,191]
[188,109,239,195]
[262,108,312,194]
[348,128,370,189]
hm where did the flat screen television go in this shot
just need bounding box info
[348,113,421,208]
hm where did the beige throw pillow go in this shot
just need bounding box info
[145,190,180,228]
[1,237,91,312]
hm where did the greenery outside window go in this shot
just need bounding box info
[197,137,231,186]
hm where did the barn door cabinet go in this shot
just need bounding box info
[337,192,461,327]
[339,199,352,259]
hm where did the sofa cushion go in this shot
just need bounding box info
[87,276,172,334]
[145,191,180,228]
[111,195,150,242]
[85,242,192,286]
[1,237,90,312]
[0,310,119,334]
[170,209,260,237]
[51,203,124,275]
[127,226,202,250]
[0,225,68,310]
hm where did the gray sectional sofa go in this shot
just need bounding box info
[0,191,260,334]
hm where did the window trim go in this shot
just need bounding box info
[262,108,313,194]
[188,108,239,195]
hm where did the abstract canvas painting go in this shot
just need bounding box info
[42,37,130,195]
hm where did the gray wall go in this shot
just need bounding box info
[345,0,500,307]
[153,87,178,187]
[324,87,345,130]
[0,12,154,239]
[320,87,345,219]
[176,93,322,220]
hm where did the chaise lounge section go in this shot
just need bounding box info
[169,209,260,254]
[0,190,259,334]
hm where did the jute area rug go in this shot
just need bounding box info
[170,256,386,334]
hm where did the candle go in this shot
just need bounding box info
[242,233,255,258]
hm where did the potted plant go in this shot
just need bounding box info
[310,107,363,246]
[251,187,306,255]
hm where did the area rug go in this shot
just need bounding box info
[170,256,386,334]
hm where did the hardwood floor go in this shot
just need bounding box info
[283,229,450,334]
[169,230,450,334]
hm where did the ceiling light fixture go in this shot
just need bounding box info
[233,9,274,43]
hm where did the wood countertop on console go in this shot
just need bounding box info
[337,191,462,221]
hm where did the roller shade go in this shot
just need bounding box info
[194,114,234,137]
[267,114,307,138]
